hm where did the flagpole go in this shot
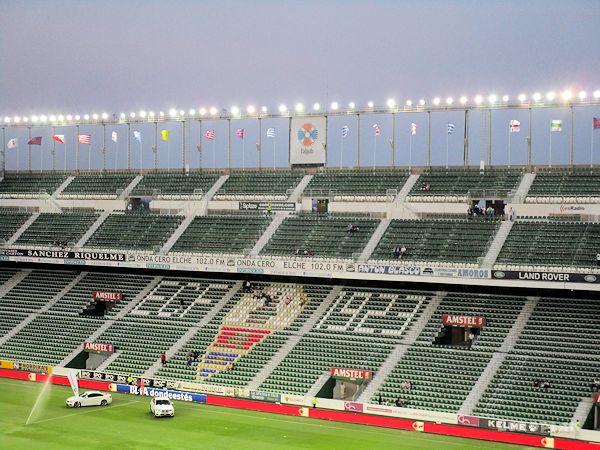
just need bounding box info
[340,135,344,168]
[391,112,396,167]
[508,126,512,169]
[88,138,91,172]
[102,124,106,173]
[373,134,376,171]
[197,120,202,170]
[548,128,552,168]
[76,125,80,173]
[356,113,360,168]
[446,129,449,169]
[28,127,31,172]
[153,122,158,172]
[1,127,5,177]
[426,111,431,167]
[257,118,262,170]
[127,122,131,172]
[212,139,216,169]
[591,123,595,169]
[569,105,574,167]
[527,107,532,168]
[409,133,412,171]
[227,119,231,171]
[182,120,186,172]
[52,127,56,173]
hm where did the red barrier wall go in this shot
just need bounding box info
[1,368,597,449]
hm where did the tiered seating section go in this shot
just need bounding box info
[261,213,378,259]
[15,211,99,247]
[474,297,600,424]
[372,218,500,264]
[496,221,600,268]
[374,292,525,412]
[408,169,523,201]
[259,288,429,394]
[171,213,271,255]
[304,168,408,201]
[0,209,30,242]
[59,173,136,199]
[85,211,183,251]
[214,170,304,200]
[0,173,67,197]
[526,168,600,202]
[131,171,221,199]
[0,270,153,365]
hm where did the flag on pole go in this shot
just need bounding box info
[509,120,521,133]
[27,136,42,145]
[266,127,275,138]
[372,123,380,136]
[236,129,245,139]
[133,131,142,142]
[593,118,600,129]
[551,120,563,132]
[52,134,65,144]
[410,123,417,135]
[161,130,170,141]
[7,138,18,149]
[447,123,455,134]
[341,125,349,138]
[203,129,215,140]
[78,134,91,144]
[111,131,118,143]
[66,371,79,398]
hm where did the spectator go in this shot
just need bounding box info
[160,352,166,366]
[295,248,302,256]
[468,331,475,342]
[180,298,185,307]
[486,206,494,218]
[541,380,550,392]
[243,280,252,292]
[312,397,318,409]
[304,247,313,257]
[393,245,401,259]
[284,295,292,306]
[378,394,382,405]
[347,223,359,234]
[467,207,474,217]
[532,378,541,390]
[300,298,306,307]
[591,379,600,392]
[265,204,273,217]
[420,182,431,191]
[596,253,600,267]
[395,397,404,407]
[400,246,406,259]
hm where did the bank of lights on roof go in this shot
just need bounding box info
[4,89,600,125]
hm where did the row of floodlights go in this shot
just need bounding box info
[4,90,600,125]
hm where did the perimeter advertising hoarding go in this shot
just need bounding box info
[492,270,600,284]
[239,202,296,211]
[0,248,126,261]
[331,367,373,382]
[117,383,206,403]
[290,117,327,165]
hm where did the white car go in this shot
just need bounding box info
[150,397,175,417]
[66,391,112,408]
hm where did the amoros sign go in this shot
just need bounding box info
[91,291,123,301]
[442,315,486,327]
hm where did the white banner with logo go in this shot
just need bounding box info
[290,116,327,165]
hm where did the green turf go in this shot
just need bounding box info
[0,378,535,449]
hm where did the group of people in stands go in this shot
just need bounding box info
[51,240,69,249]
[294,247,314,257]
[467,205,495,218]
[377,380,413,407]
[347,223,360,234]
[186,350,200,366]
[393,245,407,259]
[532,378,551,392]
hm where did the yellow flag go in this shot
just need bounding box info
[161,130,170,141]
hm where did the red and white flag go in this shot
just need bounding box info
[509,120,520,133]
[27,136,42,145]
[203,129,215,140]
[235,128,245,139]
[52,134,65,144]
[372,123,381,136]
[78,134,91,144]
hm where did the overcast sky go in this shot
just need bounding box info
[1,0,600,170]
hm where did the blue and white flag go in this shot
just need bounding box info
[447,122,455,135]
[341,125,349,138]
[133,131,142,142]
[266,127,275,138]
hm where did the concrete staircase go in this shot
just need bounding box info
[160,215,195,254]
[0,272,88,347]
[358,219,390,262]
[499,296,539,353]
[0,269,31,299]
[120,175,143,199]
[58,276,163,367]
[480,220,514,269]
[394,174,420,202]
[76,211,111,248]
[357,292,444,402]
[249,212,289,257]
[52,175,75,198]
[5,213,39,246]
[307,371,332,398]
[204,175,229,201]
[572,397,595,426]
[288,174,313,202]
[247,286,342,390]
[458,352,507,415]
[513,172,536,203]
[95,351,122,372]
[143,281,242,378]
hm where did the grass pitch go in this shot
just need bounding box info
[0,378,536,449]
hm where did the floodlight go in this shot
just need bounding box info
[278,104,287,113]
[386,98,396,108]
[294,103,304,112]
[532,92,542,102]
[502,95,509,102]
[446,97,453,105]
[488,94,497,103]
[313,103,320,111]
[367,101,374,108]
[546,91,555,101]
[92,113,99,120]
[459,96,467,105]
[348,102,355,109]
[433,97,440,105]
[578,91,587,100]
[406,100,413,106]
[230,106,240,115]
[518,94,527,102]
[330,102,338,110]
[246,105,256,114]
[593,90,600,99]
